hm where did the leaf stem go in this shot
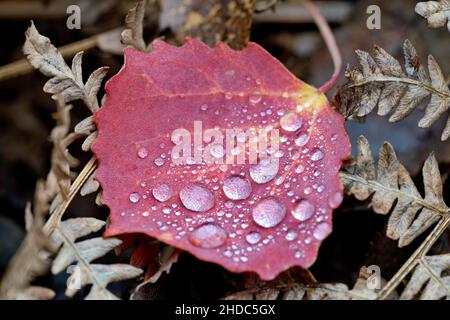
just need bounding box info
[344,76,450,99]
[302,0,342,94]
[377,215,450,299]
[340,172,449,216]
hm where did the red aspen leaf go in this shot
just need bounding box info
[92,38,350,280]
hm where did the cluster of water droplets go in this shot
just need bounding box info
[121,91,343,265]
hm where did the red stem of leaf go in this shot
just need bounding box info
[302,0,342,94]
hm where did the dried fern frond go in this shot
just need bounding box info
[224,267,378,300]
[340,136,449,247]
[334,40,450,140]
[23,22,105,210]
[47,97,80,201]
[24,22,108,152]
[24,22,109,111]
[416,1,450,32]
[399,253,450,299]
[0,181,54,300]
[121,0,150,51]
[80,170,100,196]
[50,218,142,299]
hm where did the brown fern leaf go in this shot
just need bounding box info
[416,1,450,32]
[50,218,142,299]
[23,22,105,209]
[334,40,450,140]
[24,22,109,111]
[121,0,149,51]
[400,253,450,299]
[340,136,449,247]
[0,181,54,300]
[24,22,108,152]
[47,97,80,201]
[46,97,88,215]
[0,95,84,300]
[224,267,378,300]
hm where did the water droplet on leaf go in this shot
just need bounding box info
[285,230,298,241]
[154,157,165,166]
[313,223,332,240]
[280,112,302,132]
[223,175,252,200]
[180,183,215,212]
[246,231,262,244]
[129,192,140,203]
[252,197,286,228]
[310,149,324,161]
[137,147,148,159]
[295,134,310,147]
[189,224,227,248]
[249,158,279,184]
[292,200,315,221]
[152,183,172,202]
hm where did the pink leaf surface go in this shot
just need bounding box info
[93,38,350,280]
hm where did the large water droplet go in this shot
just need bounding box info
[137,147,148,159]
[189,224,227,248]
[280,112,302,132]
[223,176,252,200]
[152,183,172,202]
[249,158,279,184]
[310,149,324,161]
[179,183,215,212]
[313,223,332,240]
[252,197,286,228]
[129,192,140,203]
[295,134,310,147]
[292,200,315,221]
[246,232,262,244]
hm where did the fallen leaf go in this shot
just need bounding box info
[93,38,350,280]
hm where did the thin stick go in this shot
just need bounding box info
[43,156,97,236]
[302,0,342,93]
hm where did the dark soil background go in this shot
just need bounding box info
[0,0,449,299]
